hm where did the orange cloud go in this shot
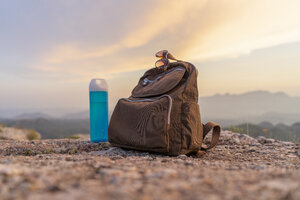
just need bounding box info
[32,0,300,81]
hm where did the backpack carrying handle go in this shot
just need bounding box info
[201,122,221,150]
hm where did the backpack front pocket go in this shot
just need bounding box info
[108,95,172,153]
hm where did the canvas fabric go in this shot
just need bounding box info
[108,61,221,155]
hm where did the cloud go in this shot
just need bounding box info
[32,1,205,79]
[42,1,205,61]
[43,44,121,64]
[184,0,300,61]
[31,0,300,80]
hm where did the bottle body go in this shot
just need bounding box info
[89,79,108,142]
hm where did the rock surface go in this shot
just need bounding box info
[0,131,299,200]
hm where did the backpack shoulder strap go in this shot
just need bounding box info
[201,122,221,150]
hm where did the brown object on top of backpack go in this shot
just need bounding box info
[108,50,221,156]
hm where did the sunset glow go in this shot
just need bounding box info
[1,0,300,114]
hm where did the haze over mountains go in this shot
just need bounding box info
[1,90,300,138]
[1,90,300,123]
[200,90,300,126]
[13,112,53,120]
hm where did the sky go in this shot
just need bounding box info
[1,0,300,116]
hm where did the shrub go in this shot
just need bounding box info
[26,130,41,140]
[0,124,5,132]
[24,149,33,156]
[68,135,80,139]
[228,126,244,134]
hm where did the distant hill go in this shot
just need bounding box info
[62,110,114,120]
[0,110,92,139]
[62,111,89,119]
[200,90,300,126]
[0,118,89,139]
[2,90,300,139]
[61,90,300,125]
[227,121,300,142]
[0,125,41,140]
[13,112,53,120]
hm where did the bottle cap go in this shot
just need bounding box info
[89,79,108,92]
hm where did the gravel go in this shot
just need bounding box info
[0,131,299,200]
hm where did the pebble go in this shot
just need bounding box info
[265,138,275,143]
[257,136,267,144]
[177,155,188,160]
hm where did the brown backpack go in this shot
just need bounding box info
[108,58,221,156]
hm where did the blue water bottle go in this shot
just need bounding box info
[89,79,108,142]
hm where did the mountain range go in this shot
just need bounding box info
[227,121,300,142]
[1,90,300,138]
[200,90,300,126]
[13,112,53,120]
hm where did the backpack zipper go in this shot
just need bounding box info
[142,67,185,86]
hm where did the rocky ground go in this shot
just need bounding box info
[0,131,299,200]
